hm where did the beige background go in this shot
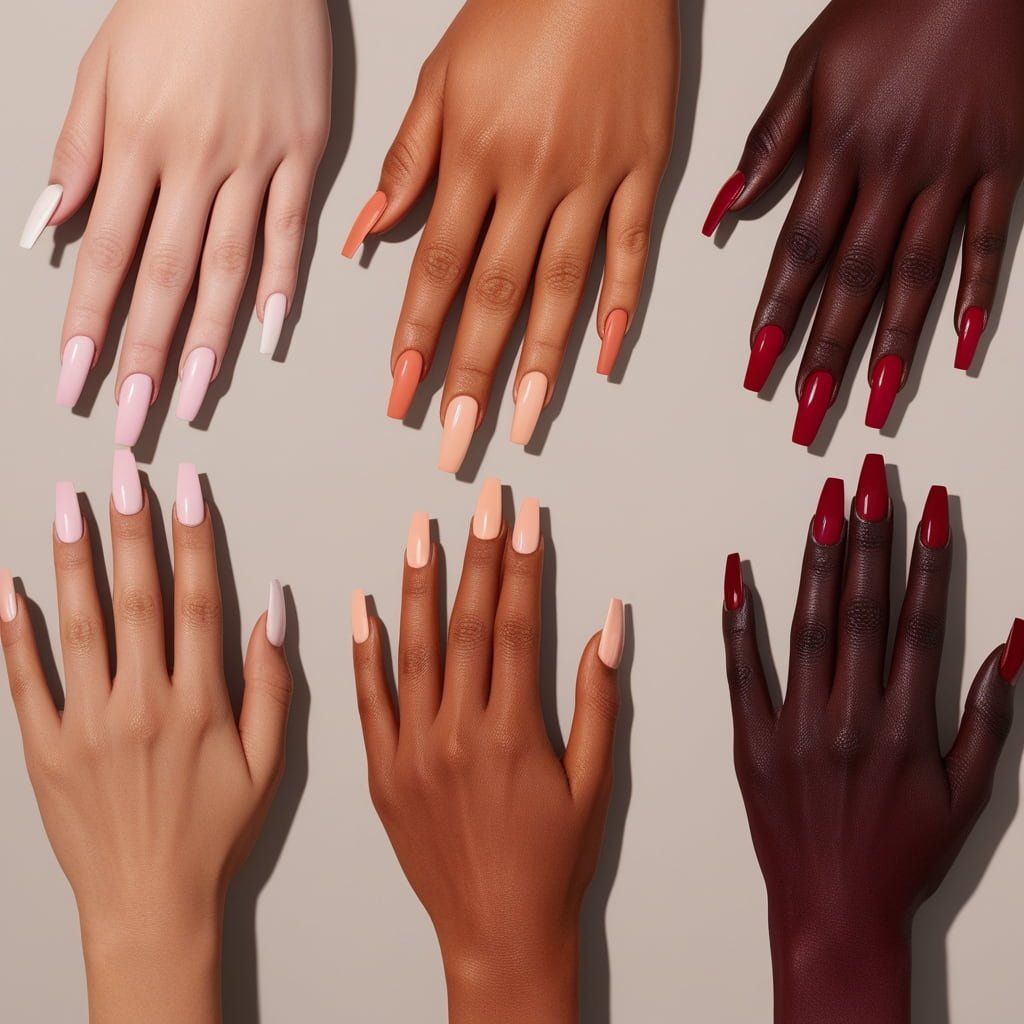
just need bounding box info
[2,1,1023,1020]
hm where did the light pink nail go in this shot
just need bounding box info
[473,478,503,540]
[406,512,431,568]
[20,184,63,249]
[112,450,143,516]
[351,590,370,644]
[510,371,547,446]
[176,348,216,422]
[438,396,478,474]
[55,482,83,543]
[176,463,204,527]
[512,498,541,555]
[267,580,286,647]
[0,569,16,623]
[260,293,287,356]
[114,374,154,447]
[56,336,95,408]
[598,599,625,669]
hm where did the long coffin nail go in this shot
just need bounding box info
[855,453,888,523]
[999,619,1024,683]
[260,293,287,356]
[438,396,478,474]
[510,371,547,445]
[921,485,949,549]
[114,374,154,447]
[473,478,502,540]
[724,552,744,611]
[112,450,143,516]
[387,350,423,420]
[597,309,628,375]
[176,348,216,422]
[266,580,286,647]
[512,498,541,555]
[865,355,902,429]
[743,325,785,392]
[176,463,205,527]
[598,599,625,668]
[342,191,388,259]
[406,512,430,569]
[955,307,985,371]
[0,569,16,623]
[702,171,745,237]
[55,482,83,543]
[351,590,370,644]
[813,477,845,545]
[20,184,63,249]
[56,336,96,408]
[792,370,834,447]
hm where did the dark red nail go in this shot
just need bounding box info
[921,485,949,549]
[702,171,746,237]
[955,307,985,371]
[724,552,744,611]
[855,453,888,523]
[744,325,786,392]
[865,355,902,429]
[999,618,1024,683]
[813,477,846,545]
[792,370,834,447]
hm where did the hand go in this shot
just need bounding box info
[0,457,293,1024]
[351,479,624,1023]
[705,0,1024,445]
[22,0,332,439]
[343,0,679,470]
[721,454,1023,1024]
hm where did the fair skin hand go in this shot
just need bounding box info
[0,466,293,1024]
[344,0,680,466]
[351,481,624,1023]
[25,0,332,435]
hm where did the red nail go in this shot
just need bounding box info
[955,307,985,371]
[387,350,423,420]
[855,453,888,523]
[865,355,902,429]
[724,552,744,611]
[702,171,746,237]
[921,485,949,549]
[813,477,845,545]
[744,325,785,392]
[792,370,834,447]
[999,618,1024,683]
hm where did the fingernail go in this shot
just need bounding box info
[112,450,143,516]
[724,552,744,611]
[56,336,96,408]
[512,498,541,555]
[406,511,431,569]
[260,293,287,356]
[921,485,949,549]
[472,477,503,540]
[855,453,888,523]
[955,307,985,371]
[176,347,216,422]
[813,477,845,545]
[55,482,83,544]
[0,569,16,623]
[597,309,628,375]
[598,598,625,669]
[351,589,370,644]
[865,355,903,429]
[266,580,286,647]
[342,191,388,259]
[999,618,1024,683]
[438,396,478,474]
[20,183,63,249]
[702,171,745,237]
[114,374,154,447]
[387,350,423,420]
[792,370,834,447]
[176,463,204,527]
[743,325,785,392]
[510,371,547,445]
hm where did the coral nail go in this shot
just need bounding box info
[512,498,541,555]
[406,511,431,569]
[351,590,370,645]
[702,171,745,237]
[438,396,478,474]
[473,478,502,541]
[0,569,16,623]
[114,373,154,447]
[56,336,96,408]
[266,580,286,647]
[955,307,985,371]
[20,184,63,249]
[176,463,205,527]
[813,477,846,545]
[387,350,423,420]
[598,598,625,669]
[510,371,547,445]
[855,453,888,523]
[342,191,388,259]
[865,355,902,429]
[792,370,834,447]
[55,482,83,544]
[921,485,949,549]
[112,450,143,516]
[597,309,628,375]
[999,619,1024,683]
[744,325,785,392]
[176,347,216,422]
[260,293,287,356]
[724,552,744,611]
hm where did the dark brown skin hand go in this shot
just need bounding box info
[708,0,1024,443]
[722,456,1022,1024]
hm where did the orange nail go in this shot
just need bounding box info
[473,478,503,540]
[406,512,431,569]
[510,371,547,445]
[387,350,423,420]
[598,309,628,375]
[342,191,388,259]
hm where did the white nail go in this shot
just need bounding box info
[266,579,286,647]
[259,293,287,355]
[20,184,63,249]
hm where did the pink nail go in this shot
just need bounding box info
[55,482,83,543]
[260,293,287,356]
[438,396,478,474]
[512,498,541,555]
[176,463,204,527]
[510,371,547,445]
[342,191,388,259]
[406,511,431,569]
[266,580,286,647]
[598,310,628,376]
[473,478,503,540]
[114,374,154,447]
[598,598,625,669]
[176,348,216,422]
[56,336,95,408]
[351,590,370,644]
[112,450,143,516]
[0,569,16,623]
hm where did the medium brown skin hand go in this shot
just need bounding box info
[722,456,1021,1024]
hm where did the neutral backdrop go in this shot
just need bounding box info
[2,1,1022,1021]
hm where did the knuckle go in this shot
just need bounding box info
[272,206,308,244]
[250,670,294,711]
[828,721,865,766]
[901,610,944,654]
[402,570,434,602]
[123,703,161,746]
[417,240,463,289]
[356,684,391,725]
[179,592,222,633]
[540,250,587,296]
[206,237,251,276]
[791,619,830,660]
[382,137,418,187]
[585,679,620,724]
[842,597,887,645]
[61,613,101,657]
[896,244,942,291]
[146,244,192,291]
[399,640,434,681]
[84,227,131,275]
[617,222,651,259]
[835,243,880,297]
[54,123,94,172]
[745,112,786,163]
[494,617,538,658]
[874,321,916,356]
[782,218,825,270]
[448,612,491,654]
[972,232,1006,259]
[473,262,522,314]
[367,772,395,816]
[969,691,1013,744]
[116,586,161,630]
[439,728,474,772]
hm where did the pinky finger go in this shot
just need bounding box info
[351,590,398,779]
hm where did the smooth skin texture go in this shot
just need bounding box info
[352,0,680,455]
[722,460,1019,1024]
[0,474,293,1024]
[712,0,1024,441]
[352,487,621,1023]
[36,0,331,424]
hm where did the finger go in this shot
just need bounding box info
[351,590,398,773]
[953,174,1019,371]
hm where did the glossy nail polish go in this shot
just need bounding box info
[0,569,16,623]
[724,552,744,611]
[114,374,154,447]
[20,184,63,249]
[999,618,1024,683]
[176,463,204,527]
[855,453,888,523]
[955,307,985,371]
[598,599,625,669]
[743,325,785,392]
[702,171,745,237]
[865,355,902,429]
[512,498,541,555]
[792,370,833,447]
[266,580,286,648]
[813,477,845,545]
[438,396,478,474]
[351,590,370,644]
[342,191,388,259]
[921,485,949,549]
[56,336,95,408]
[55,482,83,543]
[112,450,143,516]
[473,478,502,540]
[406,511,431,569]
[510,371,547,445]
[260,293,287,356]
[176,347,216,422]
[597,309,628,375]
[387,350,423,420]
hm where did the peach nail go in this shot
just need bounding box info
[267,580,286,647]
[56,336,95,408]
[510,371,547,445]
[473,478,503,540]
[598,599,625,669]
[406,511,431,569]
[176,463,204,527]
[112,450,143,516]
[438,396,478,474]
[512,498,540,555]
[0,569,16,623]
[387,350,423,420]
[55,482,82,544]
[351,590,370,644]
[342,191,387,259]
[598,309,628,376]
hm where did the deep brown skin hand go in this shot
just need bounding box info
[352,485,622,1023]
[713,0,1024,441]
[722,459,1020,1024]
